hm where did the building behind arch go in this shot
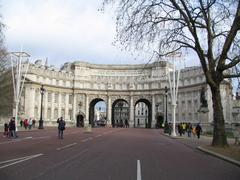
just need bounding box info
[0,59,238,132]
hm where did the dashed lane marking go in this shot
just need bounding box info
[56,143,77,151]
[137,160,142,180]
[0,154,43,170]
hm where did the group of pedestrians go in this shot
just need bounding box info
[3,117,18,138]
[177,122,202,139]
[19,118,36,130]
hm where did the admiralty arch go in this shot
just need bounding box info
[0,60,234,129]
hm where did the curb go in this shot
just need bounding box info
[197,146,240,167]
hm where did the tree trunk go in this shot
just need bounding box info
[210,84,228,147]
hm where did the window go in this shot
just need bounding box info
[54,109,58,119]
[55,93,58,103]
[62,93,65,103]
[61,109,65,117]
[47,108,51,119]
[48,92,51,102]
[69,110,73,120]
[35,90,39,102]
[69,94,73,104]
[34,107,38,118]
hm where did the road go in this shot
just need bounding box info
[0,127,239,180]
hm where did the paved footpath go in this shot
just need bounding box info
[160,130,240,166]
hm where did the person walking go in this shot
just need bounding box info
[3,122,9,137]
[187,123,193,137]
[57,117,66,139]
[195,123,202,139]
[9,117,18,138]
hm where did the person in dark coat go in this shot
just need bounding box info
[9,118,17,138]
[3,122,9,137]
[57,117,66,139]
[196,123,202,139]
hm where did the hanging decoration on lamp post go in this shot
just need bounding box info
[167,52,182,137]
[11,51,30,131]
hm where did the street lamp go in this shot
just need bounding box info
[38,85,45,129]
[164,86,169,133]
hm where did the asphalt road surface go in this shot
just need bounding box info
[0,127,239,180]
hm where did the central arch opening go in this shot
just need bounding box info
[112,99,129,127]
[134,99,152,128]
[89,98,106,127]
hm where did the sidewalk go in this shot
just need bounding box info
[160,130,240,167]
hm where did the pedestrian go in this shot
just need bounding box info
[3,122,9,137]
[178,123,183,136]
[125,119,129,128]
[187,123,193,137]
[192,126,196,137]
[32,119,36,128]
[233,123,240,145]
[57,117,66,139]
[9,117,18,138]
[23,119,28,130]
[20,119,23,127]
[28,118,33,130]
[195,123,202,139]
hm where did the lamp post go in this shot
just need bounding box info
[164,86,169,133]
[38,85,45,129]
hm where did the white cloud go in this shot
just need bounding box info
[1,0,143,67]
[1,0,199,67]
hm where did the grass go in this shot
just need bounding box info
[203,144,240,161]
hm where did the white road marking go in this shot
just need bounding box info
[32,136,50,140]
[137,160,142,180]
[0,136,33,145]
[56,143,77,151]
[0,154,43,169]
[95,134,102,138]
[81,137,93,142]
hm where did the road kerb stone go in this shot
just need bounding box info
[197,146,240,167]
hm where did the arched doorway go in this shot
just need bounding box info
[76,114,84,127]
[89,98,106,127]
[156,114,164,128]
[134,99,152,128]
[112,99,129,127]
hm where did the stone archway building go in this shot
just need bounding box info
[0,60,234,130]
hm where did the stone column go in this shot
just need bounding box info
[51,92,54,121]
[58,93,62,118]
[73,93,77,124]
[37,89,41,120]
[152,94,156,128]
[25,87,35,118]
[44,92,48,121]
[65,94,69,120]
[85,94,89,125]
[129,96,134,127]
[107,96,112,126]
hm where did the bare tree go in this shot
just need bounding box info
[0,13,9,75]
[103,0,240,147]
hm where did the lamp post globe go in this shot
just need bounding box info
[38,85,45,129]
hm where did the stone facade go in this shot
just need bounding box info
[0,60,236,130]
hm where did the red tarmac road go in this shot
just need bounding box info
[0,127,239,180]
